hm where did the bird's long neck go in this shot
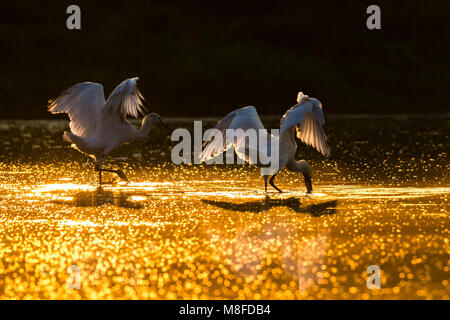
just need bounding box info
[279,127,297,162]
[286,159,311,177]
[279,127,296,146]
[279,128,310,174]
[287,160,305,172]
[134,118,155,140]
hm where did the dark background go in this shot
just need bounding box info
[1,0,449,118]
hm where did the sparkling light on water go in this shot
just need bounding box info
[0,117,448,299]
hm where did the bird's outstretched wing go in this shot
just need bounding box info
[103,77,146,119]
[201,106,267,163]
[280,93,330,157]
[48,82,105,137]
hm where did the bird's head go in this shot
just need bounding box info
[297,160,312,193]
[297,92,309,103]
[143,113,171,131]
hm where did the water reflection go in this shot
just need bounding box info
[202,197,338,216]
[51,187,145,209]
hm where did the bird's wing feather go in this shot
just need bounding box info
[280,97,330,157]
[103,77,146,120]
[201,106,266,163]
[48,82,105,137]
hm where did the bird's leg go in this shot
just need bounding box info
[94,163,103,186]
[303,173,313,194]
[269,174,283,193]
[93,156,129,183]
[264,175,269,194]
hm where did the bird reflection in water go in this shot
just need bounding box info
[202,197,337,216]
[52,187,145,209]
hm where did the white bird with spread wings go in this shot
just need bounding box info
[201,92,330,193]
[48,77,170,185]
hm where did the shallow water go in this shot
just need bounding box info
[0,116,449,299]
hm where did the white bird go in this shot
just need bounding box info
[48,77,170,185]
[200,92,330,193]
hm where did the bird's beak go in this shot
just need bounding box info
[159,119,172,131]
[303,173,313,193]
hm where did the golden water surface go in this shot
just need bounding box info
[0,117,448,299]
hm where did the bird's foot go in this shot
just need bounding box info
[100,180,117,186]
[116,170,130,183]
[271,185,283,193]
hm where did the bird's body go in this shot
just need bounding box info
[201,92,330,193]
[49,77,168,184]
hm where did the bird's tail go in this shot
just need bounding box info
[63,131,82,150]
[62,131,97,159]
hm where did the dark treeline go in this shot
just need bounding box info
[0,0,449,118]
